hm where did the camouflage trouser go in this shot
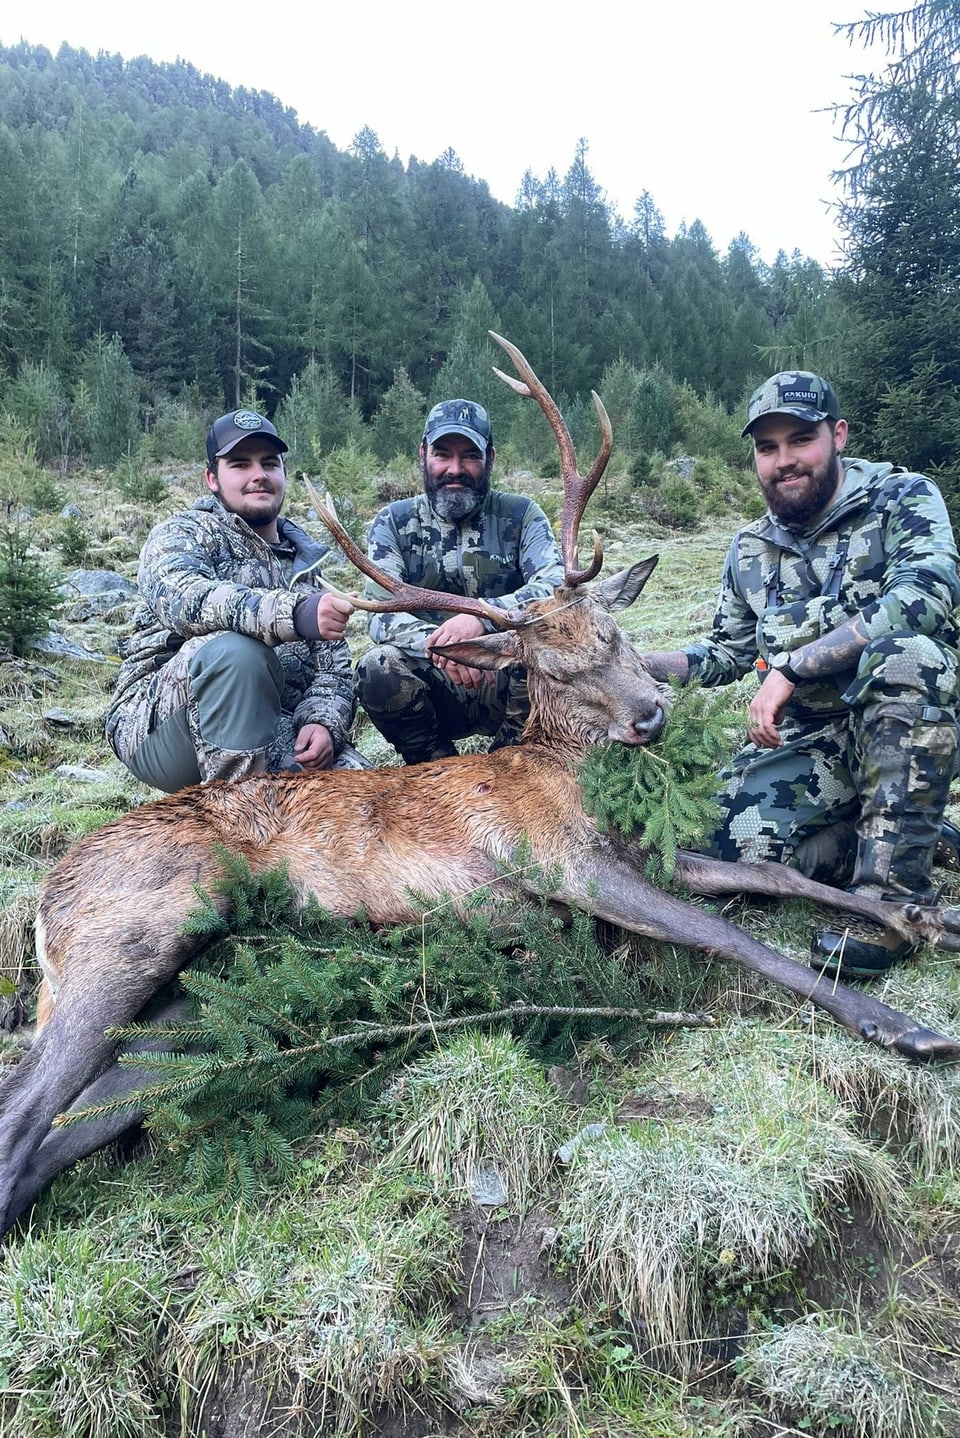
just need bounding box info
[112,632,367,793]
[356,644,530,764]
[702,630,960,901]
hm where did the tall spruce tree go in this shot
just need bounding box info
[833,6,960,505]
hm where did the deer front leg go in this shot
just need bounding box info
[546,848,960,1063]
[673,851,960,951]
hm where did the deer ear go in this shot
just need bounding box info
[429,631,520,672]
[589,555,659,613]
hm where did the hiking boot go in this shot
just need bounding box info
[811,918,917,981]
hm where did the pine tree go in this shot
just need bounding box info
[0,523,63,656]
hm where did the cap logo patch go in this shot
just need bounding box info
[779,386,819,406]
[232,410,264,431]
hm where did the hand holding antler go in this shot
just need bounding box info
[426,613,492,689]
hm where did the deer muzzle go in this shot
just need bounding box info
[609,705,667,745]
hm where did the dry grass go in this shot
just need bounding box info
[740,1315,941,1438]
[557,1030,906,1367]
[381,1031,565,1212]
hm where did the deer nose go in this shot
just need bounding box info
[632,705,666,744]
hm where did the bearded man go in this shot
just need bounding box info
[356,398,563,765]
[643,371,960,979]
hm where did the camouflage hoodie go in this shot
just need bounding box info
[684,458,960,714]
[364,490,564,654]
[105,495,355,756]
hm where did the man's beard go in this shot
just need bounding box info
[423,467,491,522]
[760,445,842,526]
[211,480,284,530]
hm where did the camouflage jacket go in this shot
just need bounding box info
[685,459,960,713]
[364,490,564,654]
[105,495,355,752]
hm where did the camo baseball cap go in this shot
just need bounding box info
[422,398,493,453]
[206,409,288,466]
[741,371,841,437]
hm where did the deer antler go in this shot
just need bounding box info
[301,476,513,630]
[489,330,610,586]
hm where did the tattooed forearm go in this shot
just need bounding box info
[791,616,871,680]
[642,651,690,682]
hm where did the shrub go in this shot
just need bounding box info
[637,474,700,530]
[0,415,43,513]
[145,390,205,463]
[57,515,89,567]
[690,455,754,515]
[112,449,167,505]
[628,450,654,487]
[0,525,63,656]
[3,360,71,468]
[24,469,64,514]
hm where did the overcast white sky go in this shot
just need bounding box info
[8,0,888,267]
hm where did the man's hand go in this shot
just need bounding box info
[426,614,489,690]
[313,594,353,640]
[293,593,353,642]
[293,723,335,769]
[747,671,794,749]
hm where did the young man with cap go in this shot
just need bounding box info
[107,408,366,791]
[643,371,960,979]
[356,398,564,764]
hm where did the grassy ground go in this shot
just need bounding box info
[1,459,960,1438]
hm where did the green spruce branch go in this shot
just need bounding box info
[578,681,741,881]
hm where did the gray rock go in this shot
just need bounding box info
[61,503,84,520]
[61,569,137,599]
[31,632,111,663]
[555,1122,608,1165]
[42,708,76,728]
[668,455,696,478]
[468,1162,509,1207]
[53,764,112,783]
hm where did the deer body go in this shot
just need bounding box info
[2,333,959,1234]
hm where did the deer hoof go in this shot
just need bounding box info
[888,1025,960,1063]
[937,905,960,937]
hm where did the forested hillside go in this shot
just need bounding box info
[0,39,832,470]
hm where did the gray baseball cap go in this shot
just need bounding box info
[206,409,288,466]
[742,371,841,438]
[422,399,493,453]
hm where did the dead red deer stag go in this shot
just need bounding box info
[1,331,959,1236]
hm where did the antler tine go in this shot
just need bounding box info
[489,330,607,586]
[301,475,513,630]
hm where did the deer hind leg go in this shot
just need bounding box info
[673,851,960,951]
[0,861,225,1234]
[3,989,192,1234]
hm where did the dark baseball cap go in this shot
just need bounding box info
[741,372,841,437]
[422,398,493,454]
[205,409,288,467]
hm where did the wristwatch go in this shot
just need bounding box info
[768,651,803,684]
